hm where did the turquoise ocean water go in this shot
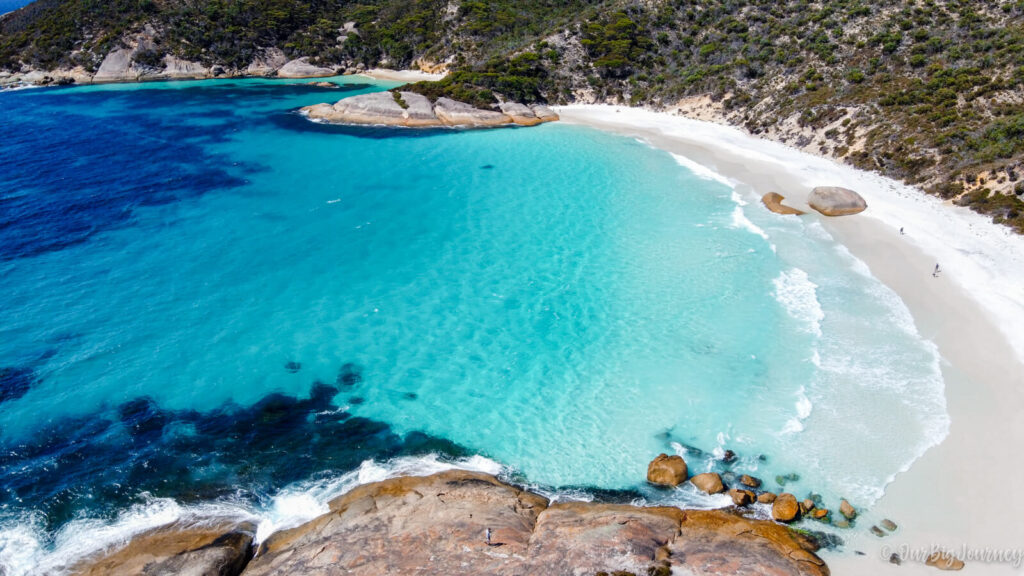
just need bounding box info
[0,76,947,573]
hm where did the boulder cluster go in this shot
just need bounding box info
[646,452,858,528]
[301,91,558,128]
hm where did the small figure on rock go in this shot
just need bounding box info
[485,527,492,546]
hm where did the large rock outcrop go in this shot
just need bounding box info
[301,92,558,128]
[67,471,829,576]
[246,48,289,76]
[807,186,868,216]
[70,519,255,576]
[276,57,336,78]
[433,97,512,126]
[243,470,828,576]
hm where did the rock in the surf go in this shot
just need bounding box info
[70,520,255,576]
[807,186,868,216]
[757,492,777,504]
[647,453,688,487]
[772,493,801,522]
[729,488,755,506]
[690,472,725,494]
[839,499,857,520]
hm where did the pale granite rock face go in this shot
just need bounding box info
[531,104,560,122]
[92,48,136,82]
[303,91,433,126]
[499,102,542,126]
[246,48,288,76]
[276,57,336,78]
[161,55,210,79]
[808,186,868,216]
[433,97,512,126]
[397,91,442,126]
[70,520,255,576]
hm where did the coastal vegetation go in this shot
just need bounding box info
[2,0,1023,230]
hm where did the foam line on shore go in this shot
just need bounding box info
[555,104,1024,365]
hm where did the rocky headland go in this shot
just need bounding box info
[70,469,829,576]
[301,91,559,128]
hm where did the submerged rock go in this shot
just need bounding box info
[646,453,687,487]
[807,186,868,216]
[739,474,762,488]
[880,518,898,532]
[242,470,828,576]
[0,366,35,404]
[761,192,806,215]
[70,519,254,576]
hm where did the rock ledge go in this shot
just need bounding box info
[71,470,829,576]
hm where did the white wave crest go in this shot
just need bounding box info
[772,268,824,337]
[671,153,735,187]
[0,453,505,576]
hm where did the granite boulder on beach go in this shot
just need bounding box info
[807,186,868,216]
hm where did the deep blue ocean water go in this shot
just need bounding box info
[0,77,948,573]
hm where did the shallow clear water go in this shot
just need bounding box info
[0,77,947,573]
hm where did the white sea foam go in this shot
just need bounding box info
[772,268,825,337]
[728,191,774,249]
[671,153,735,188]
[0,454,505,576]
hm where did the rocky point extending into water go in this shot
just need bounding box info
[71,469,829,576]
[300,91,558,128]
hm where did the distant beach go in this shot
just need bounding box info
[557,104,1024,575]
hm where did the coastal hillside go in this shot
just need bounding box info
[2,0,1022,230]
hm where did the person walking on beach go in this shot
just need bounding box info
[899,227,904,235]
[933,263,941,277]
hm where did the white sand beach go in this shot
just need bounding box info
[556,105,1024,575]
[359,68,448,82]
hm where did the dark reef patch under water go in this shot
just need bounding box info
[0,370,470,533]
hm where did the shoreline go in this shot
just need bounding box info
[556,104,1024,574]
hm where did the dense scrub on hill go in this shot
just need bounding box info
[2,0,1023,231]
